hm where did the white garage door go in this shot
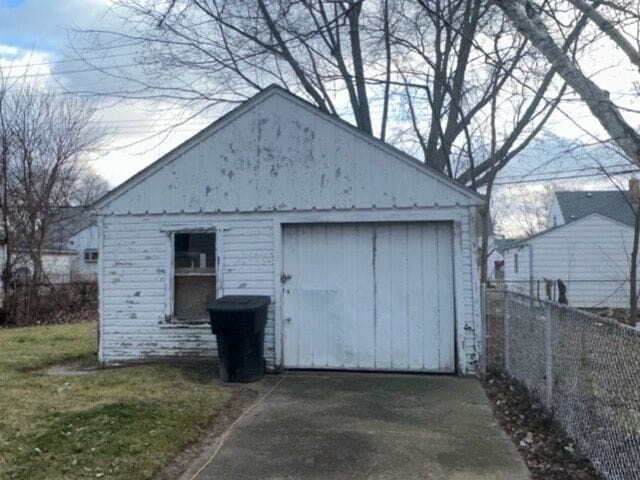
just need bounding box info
[282,222,455,372]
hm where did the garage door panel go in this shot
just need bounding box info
[421,225,441,370]
[355,225,375,368]
[283,222,454,372]
[372,224,392,369]
[389,224,409,369]
[338,226,356,368]
[407,223,426,370]
[326,229,344,367]
[436,223,455,371]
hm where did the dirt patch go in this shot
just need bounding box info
[156,386,258,480]
[484,372,604,480]
[45,361,100,376]
[485,288,505,371]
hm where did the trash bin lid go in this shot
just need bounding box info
[207,295,271,313]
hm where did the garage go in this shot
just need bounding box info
[94,86,484,375]
[282,222,455,372]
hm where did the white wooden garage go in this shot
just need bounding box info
[93,85,485,375]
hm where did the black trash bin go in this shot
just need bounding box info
[207,295,271,383]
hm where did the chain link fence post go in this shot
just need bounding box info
[544,301,553,410]
[503,290,510,374]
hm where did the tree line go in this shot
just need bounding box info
[4,0,640,322]
[0,72,108,324]
[71,0,640,320]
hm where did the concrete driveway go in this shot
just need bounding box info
[189,372,530,480]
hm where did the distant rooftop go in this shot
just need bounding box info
[495,238,518,252]
[44,207,96,250]
[556,190,635,227]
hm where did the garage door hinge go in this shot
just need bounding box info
[280,273,292,284]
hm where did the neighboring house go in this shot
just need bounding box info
[45,206,98,281]
[0,207,98,285]
[67,223,99,279]
[38,249,77,283]
[504,181,639,308]
[93,85,486,374]
[488,238,517,285]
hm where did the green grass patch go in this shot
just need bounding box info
[0,323,233,479]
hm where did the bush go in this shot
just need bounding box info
[2,281,97,326]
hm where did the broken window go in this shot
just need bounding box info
[174,232,216,321]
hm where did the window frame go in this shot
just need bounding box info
[84,249,99,263]
[166,228,219,324]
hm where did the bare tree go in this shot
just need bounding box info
[71,168,111,206]
[0,73,103,324]
[0,70,14,320]
[71,0,595,286]
[493,184,555,238]
[497,0,640,167]
[497,0,640,322]
[72,1,571,186]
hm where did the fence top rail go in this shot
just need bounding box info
[504,290,640,337]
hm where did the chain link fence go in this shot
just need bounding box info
[495,290,640,480]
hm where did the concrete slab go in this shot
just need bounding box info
[193,372,530,480]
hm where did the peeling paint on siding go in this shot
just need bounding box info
[99,208,482,375]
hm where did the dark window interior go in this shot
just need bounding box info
[174,232,216,321]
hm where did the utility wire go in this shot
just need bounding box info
[494,168,640,186]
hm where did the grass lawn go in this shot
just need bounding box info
[0,322,234,480]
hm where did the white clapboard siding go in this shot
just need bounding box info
[98,88,481,216]
[504,214,638,308]
[99,214,276,367]
[282,222,455,372]
[68,225,98,278]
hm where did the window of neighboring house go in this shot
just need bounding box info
[514,253,519,274]
[84,249,99,263]
[173,232,216,321]
[553,214,557,226]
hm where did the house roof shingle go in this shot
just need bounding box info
[555,190,635,227]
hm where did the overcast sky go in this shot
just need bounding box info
[1,0,639,237]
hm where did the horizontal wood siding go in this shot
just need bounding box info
[102,92,480,216]
[505,215,637,308]
[99,207,482,375]
[100,214,276,367]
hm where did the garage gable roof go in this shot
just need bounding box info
[94,85,484,214]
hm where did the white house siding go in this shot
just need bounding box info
[460,211,482,372]
[503,245,533,296]
[99,207,482,374]
[68,225,98,278]
[41,253,74,283]
[99,214,275,365]
[99,91,475,216]
[504,214,637,308]
[546,195,564,229]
